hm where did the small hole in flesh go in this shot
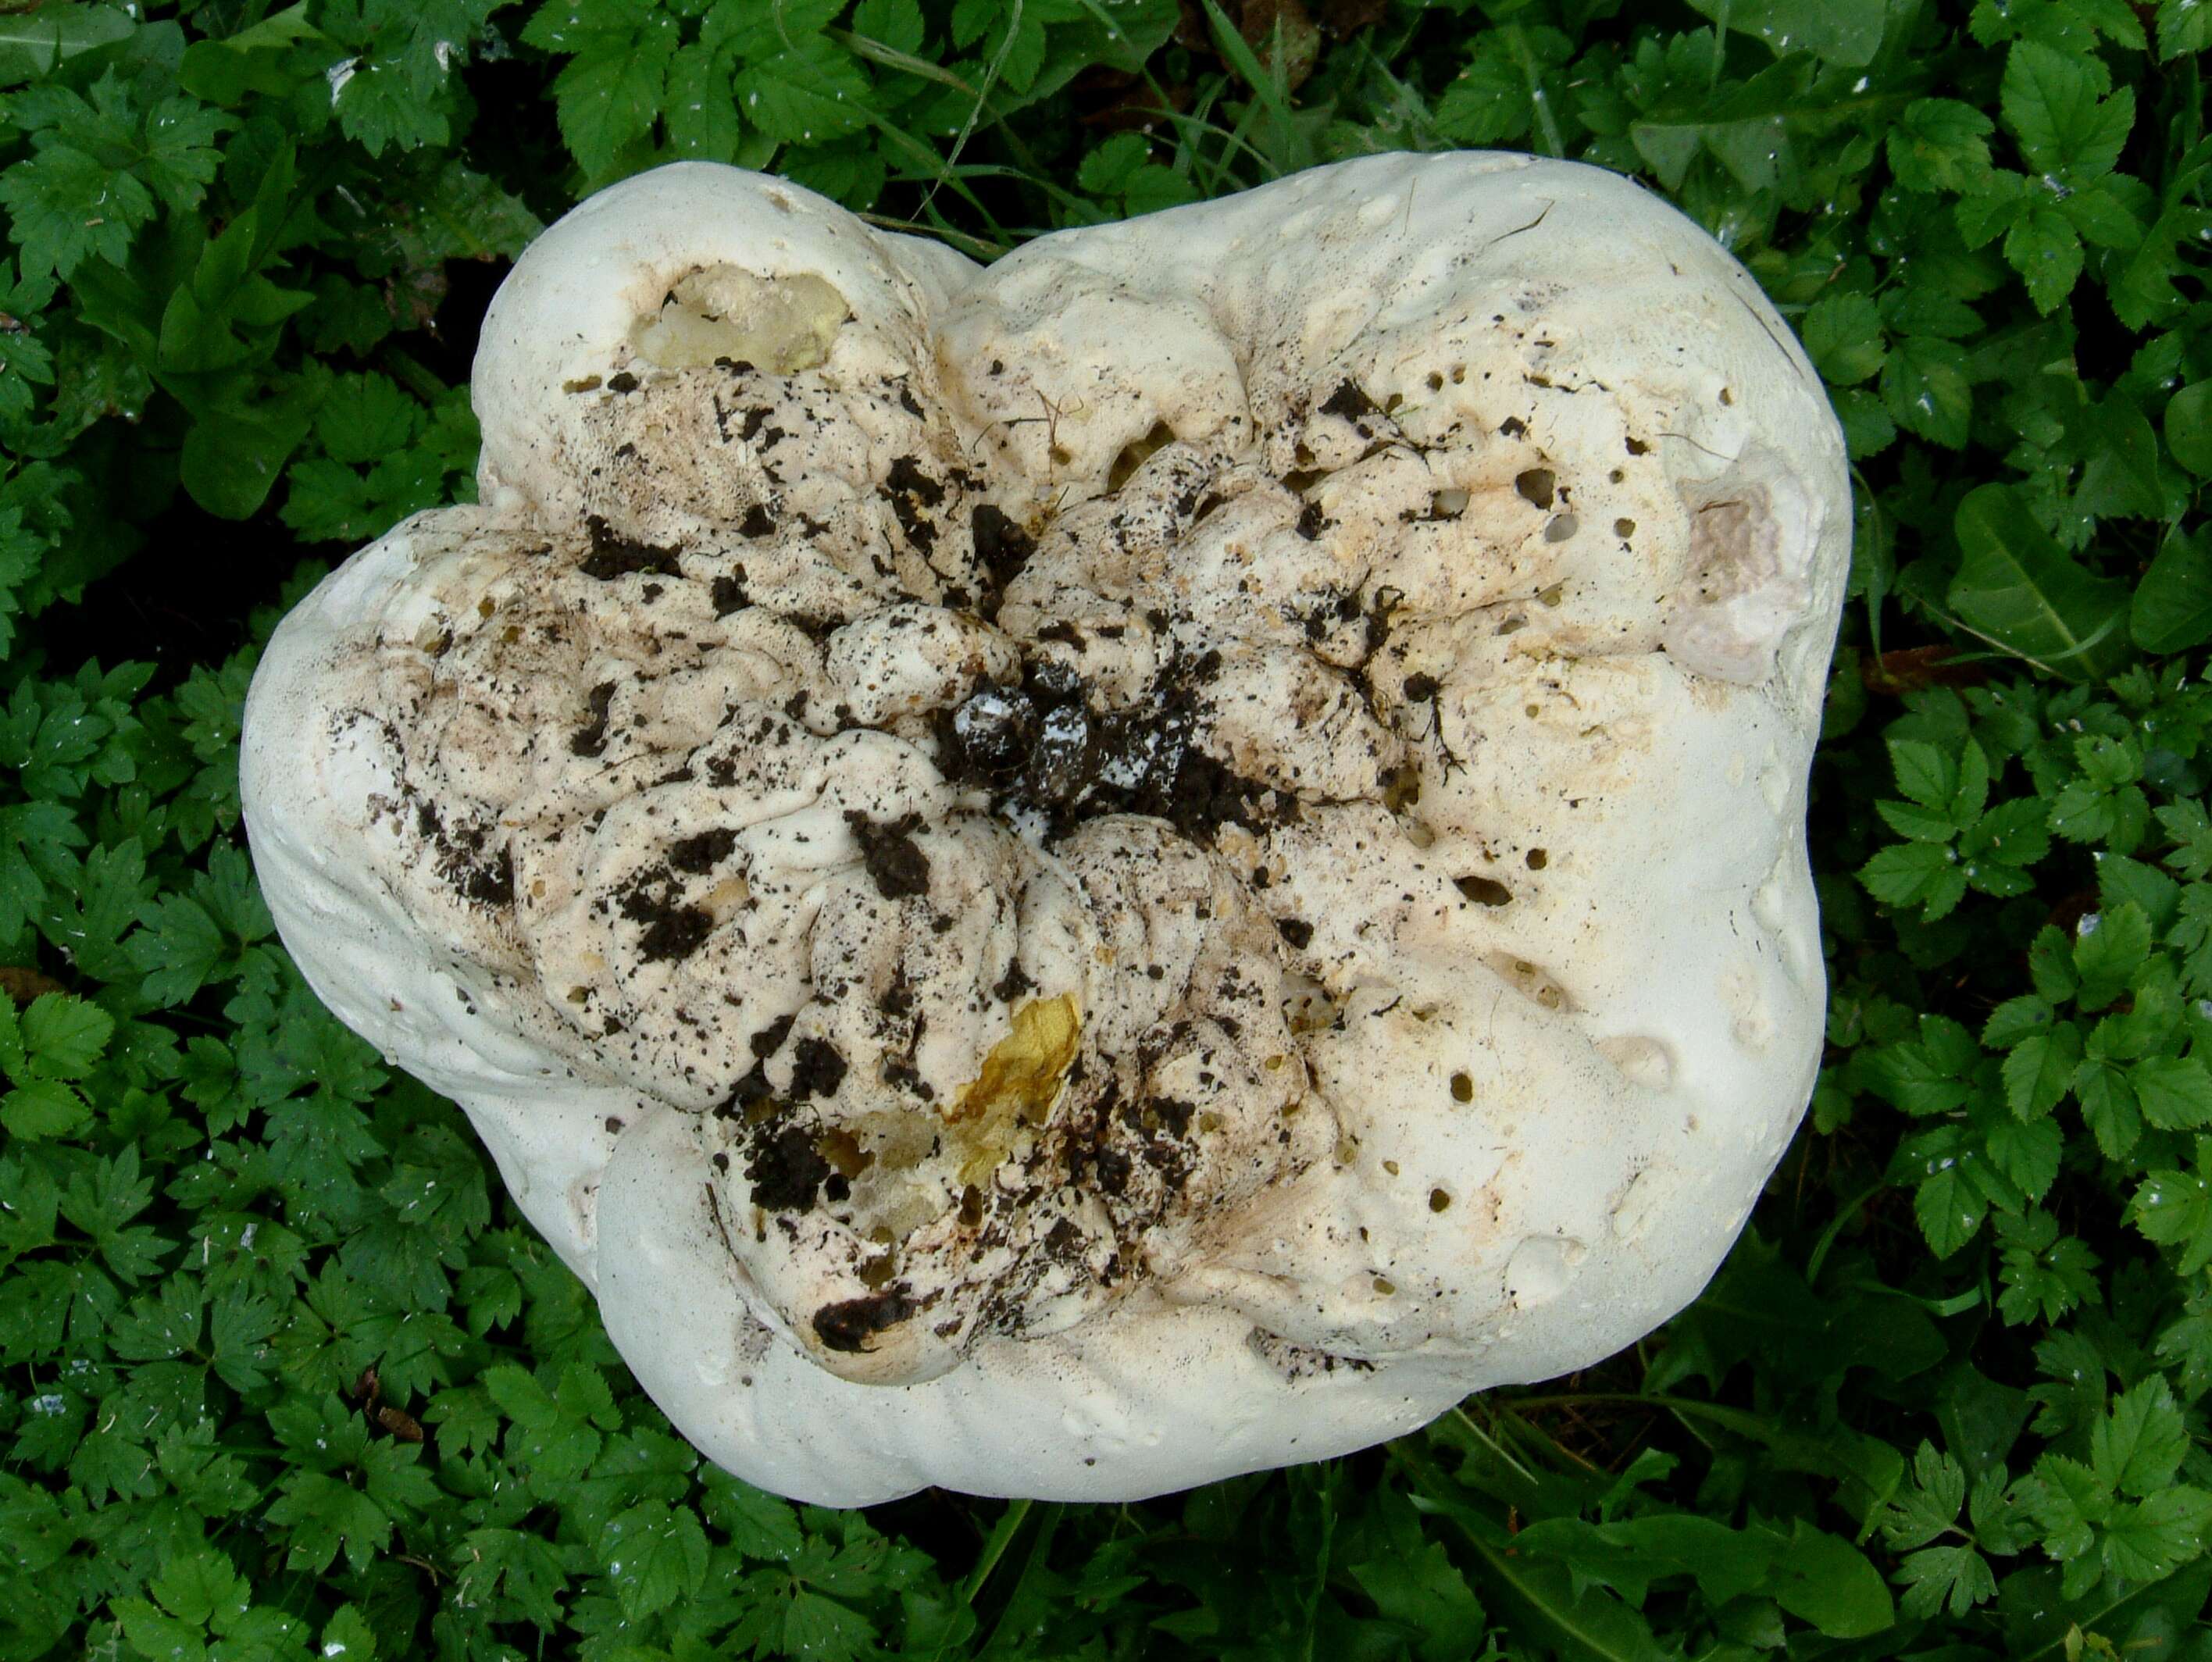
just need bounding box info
[1543,514,1578,543]
[1450,1072,1474,1103]
[1525,847,1548,870]
[1514,468,1555,509]
[1107,420,1176,491]
[1614,517,1636,537]
[1372,1276,1397,1295]
[1429,1188,1451,1212]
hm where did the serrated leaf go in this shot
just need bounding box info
[2132,1055,2212,1131]
[1889,97,1996,191]
[1882,335,1972,448]
[597,1503,709,1621]
[733,38,872,144]
[2092,1377,2189,1496]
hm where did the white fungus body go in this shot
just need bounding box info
[243,153,1848,1506]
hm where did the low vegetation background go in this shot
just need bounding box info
[2,1,2209,1657]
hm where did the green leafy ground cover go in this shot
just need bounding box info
[1,0,2209,1656]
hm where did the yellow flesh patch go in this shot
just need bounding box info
[947,993,1081,1185]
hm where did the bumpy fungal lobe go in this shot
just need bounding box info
[241,153,1849,1506]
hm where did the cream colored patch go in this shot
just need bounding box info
[632,266,849,373]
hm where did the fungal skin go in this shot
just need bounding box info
[241,153,1849,1506]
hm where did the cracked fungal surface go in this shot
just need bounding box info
[243,152,1849,1505]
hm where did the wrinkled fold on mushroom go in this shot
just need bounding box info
[243,152,1849,1506]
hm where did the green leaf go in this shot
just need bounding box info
[2134,1159,2212,1273]
[598,1503,710,1620]
[0,5,137,81]
[2,1079,89,1140]
[2092,1378,2189,1496]
[732,37,873,145]
[2158,0,2212,58]
[0,143,153,279]
[1682,0,1889,65]
[1767,1519,1896,1636]
[2165,380,2212,476]
[16,992,112,1079]
[2002,1023,2081,1118]
[2132,1055,2212,1131]
[1881,336,1973,448]
[1861,842,1967,919]
[2001,41,2133,177]
[2101,1487,2212,1582]
[1917,1162,1990,1257]
[2132,529,2212,654]
[1801,291,1887,386]
[530,5,682,179]
[1889,98,1997,191]
[2003,203,2085,312]
[1947,484,2131,679]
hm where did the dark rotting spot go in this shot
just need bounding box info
[711,572,748,616]
[885,455,944,505]
[897,382,924,418]
[606,371,639,394]
[812,1289,915,1353]
[751,1013,797,1059]
[1625,436,1650,455]
[970,504,1034,620]
[457,847,514,907]
[988,956,1036,1005]
[739,505,776,538]
[1454,874,1512,907]
[1514,469,1556,510]
[569,681,616,756]
[1403,672,1440,702]
[1276,917,1315,948]
[1319,380,1378,421]
[580,515,682,581]
[787,1036,849,1099]
[1499,416,1526,437]
[619,883,713,962]
[1093,1146,1131,1195]
[1296,501,1326,540]
[881,455,945,551]
[746,1123,831,1210]
[1148,1097,1195,1137]
[844,811,931,900]
[670,827,737,874]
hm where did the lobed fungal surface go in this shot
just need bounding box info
[244,153,1849,1504]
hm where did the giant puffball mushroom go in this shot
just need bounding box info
[241,152,1848,1506]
